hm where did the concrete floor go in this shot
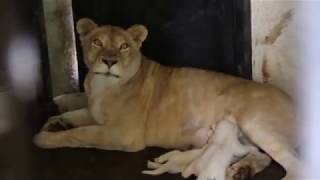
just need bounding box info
[30,148,285,180]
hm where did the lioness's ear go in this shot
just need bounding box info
[76,18,98,37]
[127,25,148,47]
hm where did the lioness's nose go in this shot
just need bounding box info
[102,58,118,68]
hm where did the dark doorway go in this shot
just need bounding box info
[72,0,252,88]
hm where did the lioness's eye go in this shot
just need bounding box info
[92,39,103,47]
[120,43,130,51]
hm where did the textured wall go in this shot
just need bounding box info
[251,0,299,96]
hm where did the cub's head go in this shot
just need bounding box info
[76,18,148,83]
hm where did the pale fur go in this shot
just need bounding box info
[182,116,257,180]
[34,18,301,179]
[142,116,257,180]
[142,149,203,176]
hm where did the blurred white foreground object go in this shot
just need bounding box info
[298,1,320,178]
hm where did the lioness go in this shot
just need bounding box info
[34,18,300,179]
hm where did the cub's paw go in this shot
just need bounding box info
[54,92,87,113]
[154,150,181,163]
[142,150,183,176]
[142,161,164,175]
[197,172,224,180]
[41,115,73,132]
[142,149,201,176]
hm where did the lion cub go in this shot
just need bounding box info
[143,116,256,180]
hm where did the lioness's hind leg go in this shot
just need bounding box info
[262,140,300,180]
[242,124,301,180]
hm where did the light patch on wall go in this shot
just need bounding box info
[7,34,41,102]
[251,0,299,96]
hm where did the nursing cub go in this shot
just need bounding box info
[34,18,300,179]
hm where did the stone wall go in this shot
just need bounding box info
[251,0,299,96]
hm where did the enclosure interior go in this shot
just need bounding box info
[0,0,286,180]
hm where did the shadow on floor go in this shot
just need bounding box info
[32,148,285,180]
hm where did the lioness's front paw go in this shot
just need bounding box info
[42,116,73,132]
[33,131,57,149]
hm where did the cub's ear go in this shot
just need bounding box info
[127,25,148,47]
[76,18,98,37]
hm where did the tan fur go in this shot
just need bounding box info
[34,18,300,179]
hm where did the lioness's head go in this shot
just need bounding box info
[76,18,148,83]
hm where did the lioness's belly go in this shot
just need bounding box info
[142,67,243,148]
[145,99,227,149]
